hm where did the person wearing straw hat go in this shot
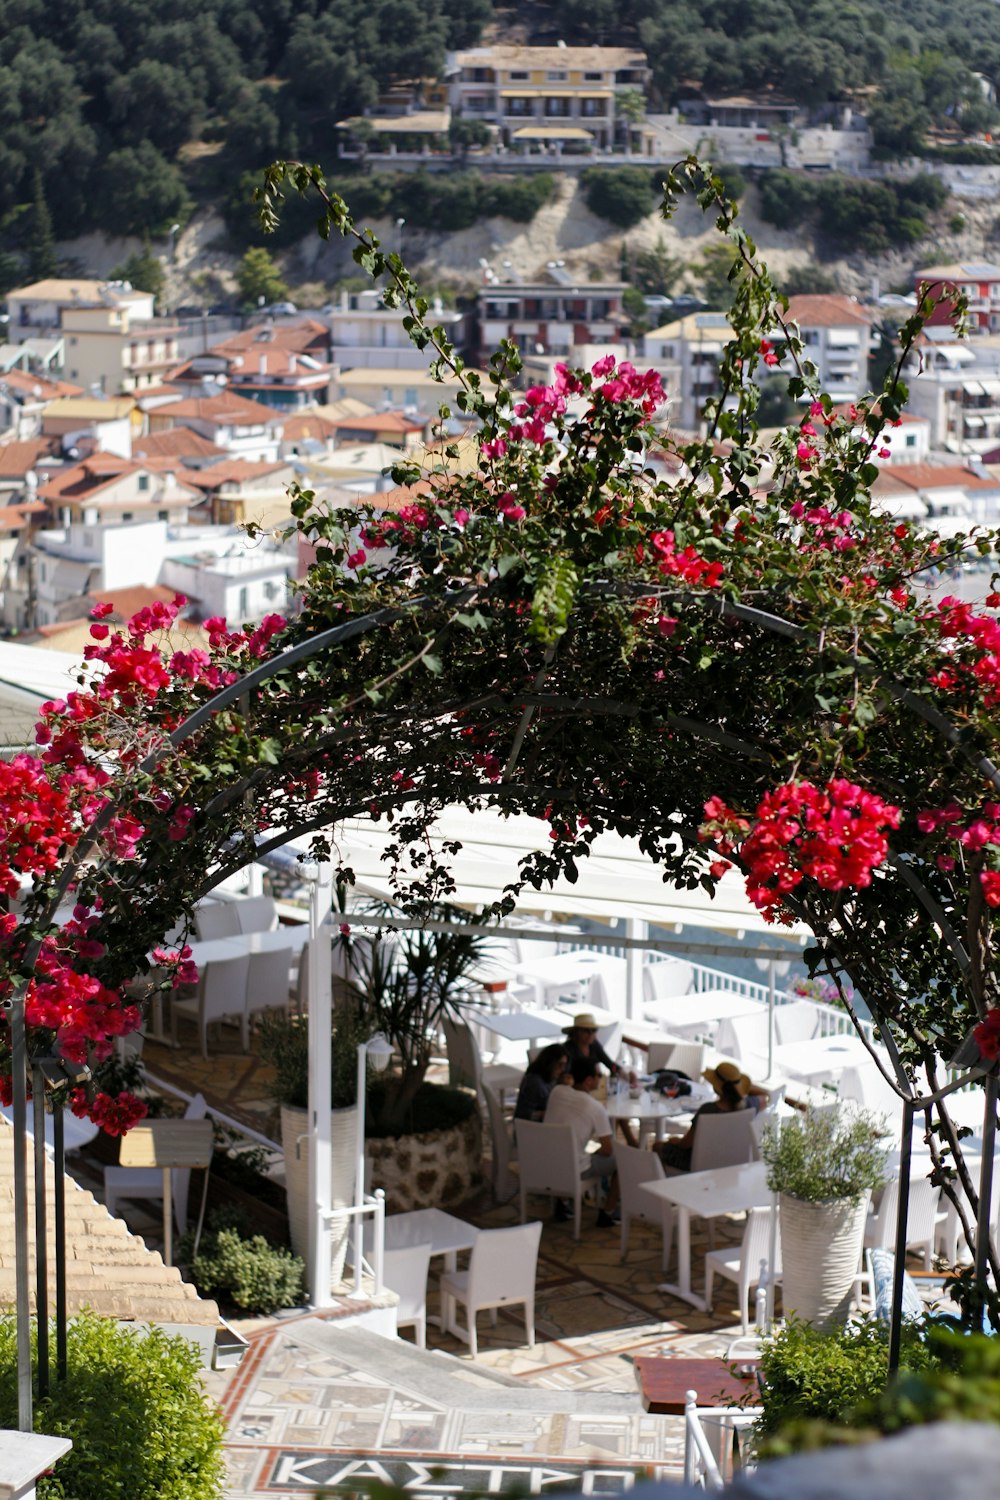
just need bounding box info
[562,1012,627,1079]
[657,1060,769,1173]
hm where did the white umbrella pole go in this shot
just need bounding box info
[307,861,333,1307]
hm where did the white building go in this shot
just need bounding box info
[323,290,465,372]
[159,539,297,624]
[478,266,626,364]
[904,328,1000,454]
[776,296,873,405]
[147,391,284,462]
[642,312,733,432]
[6,278,180,394]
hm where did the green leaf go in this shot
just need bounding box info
[530,556,579,644]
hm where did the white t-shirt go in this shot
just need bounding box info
[544,1084,612,1165]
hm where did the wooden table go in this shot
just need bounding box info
[634,1355,760,1415]
[118,1118,214,1263]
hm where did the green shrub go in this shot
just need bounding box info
[0,1311,225,1499]
[184,1210,304,1314]
[364,1079,477,1138]
[756,1316,939,1449]
[581,166,658,228]
[762,1105,887,1202]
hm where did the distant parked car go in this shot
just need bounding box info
[262,301,298,317]
[669,294,708,315]
[643,295,673,315]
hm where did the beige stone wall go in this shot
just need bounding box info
[365,1111,482,1214]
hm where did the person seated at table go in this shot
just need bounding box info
[543,1055,621,1227]
[514,1043,570,1121]
[657,1061,770,1173]
[562,1012,628,1079]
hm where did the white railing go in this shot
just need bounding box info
[317,1188,386,1303]
[683,1392,761,1490]
[644,954,876,1043]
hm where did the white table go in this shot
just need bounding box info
[181,926,309,969]
[644,989,764,1041]
[639,1160,772,1310]
[772,1033,874,1087]
[465,1008,565,1043]
[516,951,608,1006]
[378,1207,479,1335]
[606,1091,693,1144]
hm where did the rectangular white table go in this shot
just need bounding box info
[181,925,310,969]
[464,1008,565,1043]
[376,1207,479,1335]
[644,989,765,1041]
[771,1033,874,1087]
[640,1160,772,1310]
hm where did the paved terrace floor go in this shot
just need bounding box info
[68,1028,768,1497]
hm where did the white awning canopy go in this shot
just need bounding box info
[325,806,810,945]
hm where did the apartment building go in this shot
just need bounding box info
[643,312,732,432]
[478,266,626,364]
[904,328,1000,453]
[6,278,180,394]
[778,296,873,404]
[913,261,1000,334]
[322,291,465,372]
[446,44,649,152]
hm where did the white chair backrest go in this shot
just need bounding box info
[467,1220,542,1307]
[175,1092,208,1232]
[743,1205,782,1277]
[614,1139,665,1213]
[383,1242,433,1325]
[193,901,240,941]
[483,1083,517,1201]
[643,960,695,1006]
[246,947,294,1014]
[648,1040,707,1078]
[235,895,278,934]
[513,1120,581,1196]
[690,1109,757,1173]
[906,1176,942,1248]
[839,1064,902,1122]
[715,1010,771,1064]
[442,1015,482,1093]
[201,952,251,1026]
[596,1019,623,1058]
[774,1001,824,1046]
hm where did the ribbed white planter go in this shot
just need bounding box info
[281,1103,358,1287]
[778,1191,870,1330]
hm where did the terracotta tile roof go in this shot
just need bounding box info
[211,321,331,358]
[0,369,85,401]
[85,584,180,620]
[784,295,873,329]
[160,392,284,428]
[7,278,149,305]
[0,501,48,531]
[0,437,61,478]
[873,463,1000,493]
[38,456,200,503]
[0,1117,219,1327]
[453,42,645,68]
[183,460,290,491]
[132,429,224,460]
[329,411,425,435]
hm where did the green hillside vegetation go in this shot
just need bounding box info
[757,169,950,254]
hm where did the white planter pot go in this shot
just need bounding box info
[778,1191,870,1330]
[281,1103,358,1289]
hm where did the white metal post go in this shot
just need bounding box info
[307,861,334,1307]
[624,917,646,1023]
[354,1042,367,1296]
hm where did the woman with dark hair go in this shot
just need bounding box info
[657,1061,769,1172]
[514,1042,570,1121]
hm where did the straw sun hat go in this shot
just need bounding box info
[703,1061,752,1097]
[563,1012,601,1032]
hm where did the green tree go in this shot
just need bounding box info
[111,238,165,302]
[631,237,684,297]
[449,115,492,162]
[93,141,192,237]
[580,167,657,228]
[696,241,746,309]
[236,245,288,308]
[616,87,646,156]
[26,168,57,281]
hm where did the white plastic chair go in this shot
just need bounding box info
[642,960,695,1008]
[705,1206,782,1334]
[614,1141,673,1269]
[442,1015,522,1105]
[193,901,240,941]
[383,1241,433,1349]
[440,1220,542,1358]
[774,1001,824,1045]
[104,1092,208,1235]
[234,895,278,934]
[514,1119,584,1239]
[715,1012,771,1076]
[242,946,294,1050]
[170,952,251,1057]
[648,1040,707,1078]
[689,1110,758,1174]
[863,1176,943,1282]
[482,1083,518,1203]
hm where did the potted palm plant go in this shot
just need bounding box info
[762,1104,887,1329]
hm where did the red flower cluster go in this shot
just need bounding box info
[973,1008,1000,1062]
[930,596,1000,707]
[915,799,1000,899]
[646,530,724,589]
[70,1088,148,1136]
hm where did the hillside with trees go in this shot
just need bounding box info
[0,0,998,274]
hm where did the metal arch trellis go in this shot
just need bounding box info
[9,575,1000,1423]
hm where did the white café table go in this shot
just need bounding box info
[644,988,764,1041]
[465,1008,566,1043]
[605,1090,696,1144]
[181,925,310,969]
[639,1159,772,1310]
[771,1033,874,1087]
[376,1207,479,1335]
